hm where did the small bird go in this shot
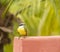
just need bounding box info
[17,23,27,38]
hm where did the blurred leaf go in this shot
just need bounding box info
[1,0,13,18]
[0,0,10,6]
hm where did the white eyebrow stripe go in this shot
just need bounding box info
[19,26,24,29]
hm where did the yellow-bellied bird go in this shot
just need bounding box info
[17,23,27,37]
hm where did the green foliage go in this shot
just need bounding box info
[4,34,13,52]
[1,0,13,18]
[0,0,9,5]
[9,0,60,36]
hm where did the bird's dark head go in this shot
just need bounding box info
[19,23,25,26]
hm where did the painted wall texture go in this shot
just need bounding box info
[13,36,60,52]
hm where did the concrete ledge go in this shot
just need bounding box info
[13,36,60,52]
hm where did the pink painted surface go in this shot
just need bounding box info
[13,36,60,52]
[13,37,22,52]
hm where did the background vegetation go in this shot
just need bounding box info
[0,0,60,52]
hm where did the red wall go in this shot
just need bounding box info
[13,36,60,52]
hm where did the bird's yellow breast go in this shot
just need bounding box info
[17,26,26,36]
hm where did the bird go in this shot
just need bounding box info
[17,23,27,38]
